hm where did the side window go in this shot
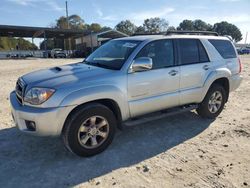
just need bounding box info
[179,39,199,65]
[179,39,209,65]
[209,39,236,59]
[136,40,174,69]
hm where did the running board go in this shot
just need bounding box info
[123,104,198,127]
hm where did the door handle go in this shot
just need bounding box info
[203,65,210,70]
[169,70,178,76]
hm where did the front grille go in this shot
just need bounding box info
[15,78,26,104]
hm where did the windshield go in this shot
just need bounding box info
[84,40,141,70]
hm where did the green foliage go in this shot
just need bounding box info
[55,14,111,32]
[100,26,112,32]
[115,20,137,35]
[87,23,102,32]
[193,20,213,31]
[143,17,169,33]
[177,19,212,31]
[213,21,242,42]
[177,19,242,42]
[56,15,86,30]
[56,16,68,29]
[167,26,176,31]
[177,20,194,31]
[0,37,37,51]
[135,26,145,34]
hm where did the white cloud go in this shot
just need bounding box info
[128,7,175,25]
[102,15,117,21]
[7,0,64,12]
[7,0,41,6]
[91,2,118,25]
[45,1,64,12]
[92,2,103,17]
[96,8,103,17]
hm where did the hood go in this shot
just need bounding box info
[21,63,114,88]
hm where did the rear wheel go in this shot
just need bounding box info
[197,84,226,119]
[62,103,116,157]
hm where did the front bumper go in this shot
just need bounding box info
[10,91,75,136]
[229,74,243,92]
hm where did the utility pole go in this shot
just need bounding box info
[245,32,248,44]
[65,1,71,52]
[66,1,69,29]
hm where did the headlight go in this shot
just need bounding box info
[24,87,55,105]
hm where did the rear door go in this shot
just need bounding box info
[178,39,212,105]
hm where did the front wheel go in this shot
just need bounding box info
[197,84,226,119]
[62,103,117,157]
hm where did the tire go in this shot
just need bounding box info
[196,84,226,119]
[62,103,117,157]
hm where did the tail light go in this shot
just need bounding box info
[238,58,242,73]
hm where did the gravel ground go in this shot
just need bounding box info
[0,57,249,188]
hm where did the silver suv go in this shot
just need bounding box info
[10,31,242,157]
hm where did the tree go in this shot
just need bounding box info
[135,26,145,34]
[56,14,85,30]
[56,16,68,29]
[54,14,86,50]
[0,37,37,51]
[115,20,137,35]
[88,23,102,32]
[101,26,112,32]
[167,26,176,31]
[213,21,242,42]
[193,20,212,31]
[68,15,85,29]
[177,20,194,31]
[143,17,169,33]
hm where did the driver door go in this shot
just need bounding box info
[127,39,180,117]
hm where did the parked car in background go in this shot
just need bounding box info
[237,47,250,55]
[51,48,67,58]
[241,48,250,54]
[10,31,242,157]
[236,48,243,55]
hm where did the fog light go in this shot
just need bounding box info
[25,120,36,131]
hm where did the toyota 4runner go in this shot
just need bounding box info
[10,31,242,157]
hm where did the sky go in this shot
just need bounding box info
[0,0,249,45]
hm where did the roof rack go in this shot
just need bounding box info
[166,30,219,36]
[132,32,166,36]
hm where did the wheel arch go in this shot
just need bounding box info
[211,78,230,102]
[62,98,123,135]
[201,68,231,102]
[202,76,230,103]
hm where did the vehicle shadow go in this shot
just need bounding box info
[0,111,213,187]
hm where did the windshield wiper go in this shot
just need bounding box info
[84,61,116,70]
[92,62,117,70]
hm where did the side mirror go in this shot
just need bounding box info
[129,57,153,73]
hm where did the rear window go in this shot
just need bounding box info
[209,39,236,59]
